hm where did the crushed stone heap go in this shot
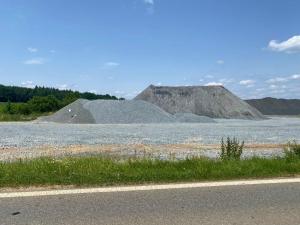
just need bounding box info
[134,85,266,120]
[38,99,215,124]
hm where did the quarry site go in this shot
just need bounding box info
[1,85,300,161]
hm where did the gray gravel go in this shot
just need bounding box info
[39,99,176,124]
[174,113,216,123]
[40,99,216,124]
[0,116,299,160]
[135,85,266,119]
[2,116,299,147]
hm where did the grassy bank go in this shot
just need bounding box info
[0,156,300,187]
[0,112,50,121]
[0,102,49,121]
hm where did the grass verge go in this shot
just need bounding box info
[0,102,52,121]
[0,156,300,187]
[0,113,48,121]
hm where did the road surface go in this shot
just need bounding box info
[1,181,300,225]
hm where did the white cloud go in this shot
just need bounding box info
[23,58,45,65]
[104,62,120,67]
[27,47,38,53]
[21,81,35,88]
[291,74,300,79]
[269,84,277,89]
[114,90,125,94]
[268,84,287,94]
[143,0,154,14]
[266,77,288,83]
[205,82,223,86]
[58,84,69,90]
[239,80,255,85]
[144,0,154,5]
[266,74,300,83]
[89,90,98,94]
[268,35,300,53]
[217,60,224,65]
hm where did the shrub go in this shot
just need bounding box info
[16,103,31,115]
[220,137,244,160]
[28,95,60,113]
[61,92,80,107]
[2,100,13,114]
[284,141,300,158]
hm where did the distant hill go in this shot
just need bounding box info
[246,97,300,115]
[0,84,118,102]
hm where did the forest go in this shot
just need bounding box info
[0,84,120,121]
[0,84,118,102]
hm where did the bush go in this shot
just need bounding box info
[2,101,24,114]
[3,101,12,114]
[28,95,60,113]
[61,92,80,107]
[220,137,244,160]
[16,103,31,115]
[284,141,300,158]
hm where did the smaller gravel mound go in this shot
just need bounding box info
[38,99,95,124]
[84,99,175,124]
[174,113,216,123]
[39,99,217,124]
[39,99,176,124]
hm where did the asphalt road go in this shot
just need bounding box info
[1,183,300,225]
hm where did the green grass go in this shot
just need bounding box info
[0,156,300,187]
[0,113,47,121]
[0,102,51,121]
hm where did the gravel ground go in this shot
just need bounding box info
[0,116,299,160]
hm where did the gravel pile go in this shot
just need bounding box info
[135,85,266,120]
[39,99,175,124]
[39,99,217,124]
[38,99,95,124]
[174,113,216,123]
[84,99,176,124]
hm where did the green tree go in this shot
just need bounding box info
[28,95,60,113]
[61,92,80,107]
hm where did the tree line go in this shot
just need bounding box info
[0,84,118,102]
[0,84,122,115]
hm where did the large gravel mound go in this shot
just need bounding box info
[174,113,216,123]
[134,85,266,120]
[39,99,177,124]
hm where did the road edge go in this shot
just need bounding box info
[1,177,300,198]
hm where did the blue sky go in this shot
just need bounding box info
[0,0,300,99]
